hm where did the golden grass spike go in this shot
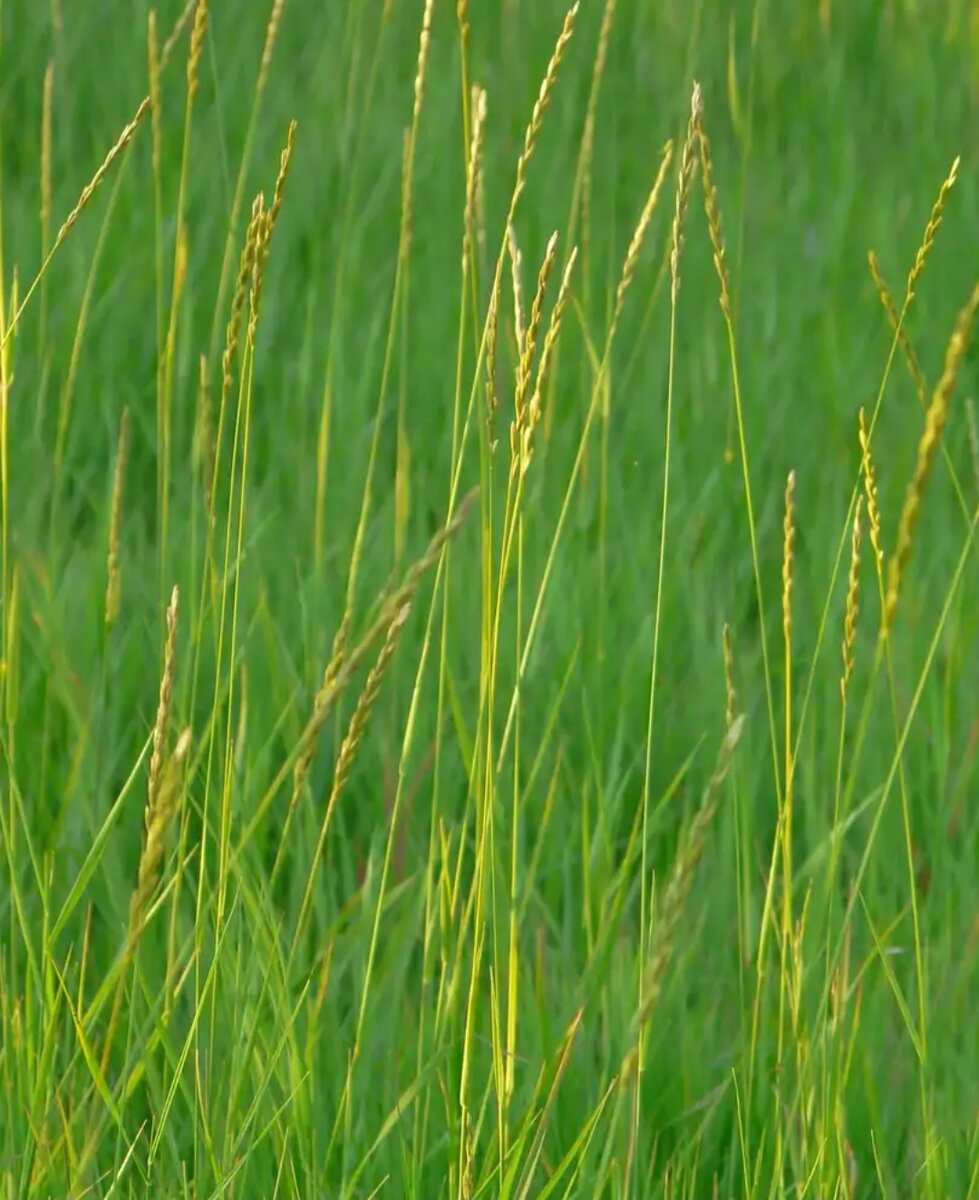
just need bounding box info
[697,95,732,320]
[463,86,487,274]
[524,246,577,469]
[258,0,287,91]
[187,0,209,99]
[966,396,979,496]
[248,195,270,333]
[221,194,265,414]
[161,0,198,68]
[267,118,298,240]
[868,250,927,404]
[52,97,151,252]
[722,623,736,732]
[148,13,163,176]
[906,155,959,303]
[515,231,559,429]
[510,3,579,217]
[412,0,436,130]
[131,728,191,942]
[630,714,744,1039]
[612,139,673,336]
[507,224,526,360]
[883,280,979,637]
[782,470,796,653]
[858,407,884,572]
[669,81,701,303]
[292,608,353,809]
[148,587,180,812]
[841,497,863,705]
[105,409,131,632]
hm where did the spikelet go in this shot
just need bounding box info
[161,0,198,68]
[868,250,927,404]
[412,0,436,131]
[292,608,352,805]
[510,4,579,217]
[258,0,287,93]
[611,139,674,337]
[187,0,209,99]
[524,246,577,470]
[221,193,265,412]
[966,396,979,496]
[463,86,487,275]
[883,281,979,637]
[507,225,526,360]
[514,231,559,431]
[148,587,180,812]
[906,156,959,303]
[53,97,151,252]
[782,470,796,653]
[630,714,744,1040]
[696,91,731,320]
[105,409,131,631]
[669,81,701,303]
[841,498,863,705]
[247,196,270,337]
[267,119,298,241]
[130,728,191,942]
[858,408,884,572]
[485,287,500,454]
[41,63,54,262]
[722,623,736,732]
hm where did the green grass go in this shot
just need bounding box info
[2,0,979,1195]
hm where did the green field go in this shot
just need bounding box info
[1,0,978,1195]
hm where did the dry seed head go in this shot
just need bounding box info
[515,231,559,429]
[965,396,979,496]
[883,280,979,637]
[222,193,264,410]
[258,0,287,91]
[463,86,487,274]
[841,497,862,704]
[412,0,436,131]
[148,11,162,178]
[248,195,270,336]
[669,80,701,303]
[105,408,130,631]
[130,728,191,941]
[524,245,577,472]
[722,622,736,732]
[161,0,198,69]
[268,119,297,240]
[868,250,927,404]
[612,139,674,336]
[41,62,54,255]
[187,0,209,99]
[148,587,180,813]
[906,155,959,303]
[486,287,500,453]
[858,408,884,572]
[507,224,526,359]
[696,98,731,321]
[54,96,151,250]
[510,3,579,216]
[782,470,796,651]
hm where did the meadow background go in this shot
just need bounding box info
[1,0,978,1196]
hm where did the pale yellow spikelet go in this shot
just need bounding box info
[148,587,180,812]
[669,80,701,303]
[612,139,674,336]
[161,0,198,69]
[507,224,526,360]
[722,623,736,732]
[841,497,863,705]
[858,408,884,572]
[696,92,732,320]
[41,63,54,261]
[463,86,487,274]
[131,727,191,940]
[868,250,927,404]
[782,470,796,652]
[514,231,559,427]
[267,118,298,240]
[221,193,265,412]
[966,396,979,496]
[485,288,500,454]
[883,281,979,636]
[412,0,436,130]
[906,155,959,303]
[248,197,270,334]
[258,0,287,93]
[187,0,209,100]
[510,3,579,216]
[524,246,577,470]
[105,408,131,632]
[148,12,162,177]
[53,97,151,251]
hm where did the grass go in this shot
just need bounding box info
[1,0,979,1195]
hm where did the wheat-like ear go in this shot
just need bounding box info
[611,139,674,337]
[868,250,927,404]
[841,497,863,705]
[857,408,884,574]
[258,0,287,92]
[526,247,577,439]
[696,92,731,320]
[883,280,979,637]
[514,231,559,429]
[507,224,526,360]
[463,86,487,275]
[148,587,180,812]
[186,0,209,98]
[221,194,265,416]
[722,623,737,732]
[669,81,701,302]
[906,155,959,303]
[105,409,131,632]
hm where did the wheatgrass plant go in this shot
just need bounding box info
[5,2,979,1197]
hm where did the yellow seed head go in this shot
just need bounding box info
[906,155,959,303]
[722,623,736,732]
[695,94,731,320]
[669,80,701,303]
[858,408,884,573]
[187,0,209,99]
[841,497,863,704]
[868,250,927,405]
[612,139,674,336]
